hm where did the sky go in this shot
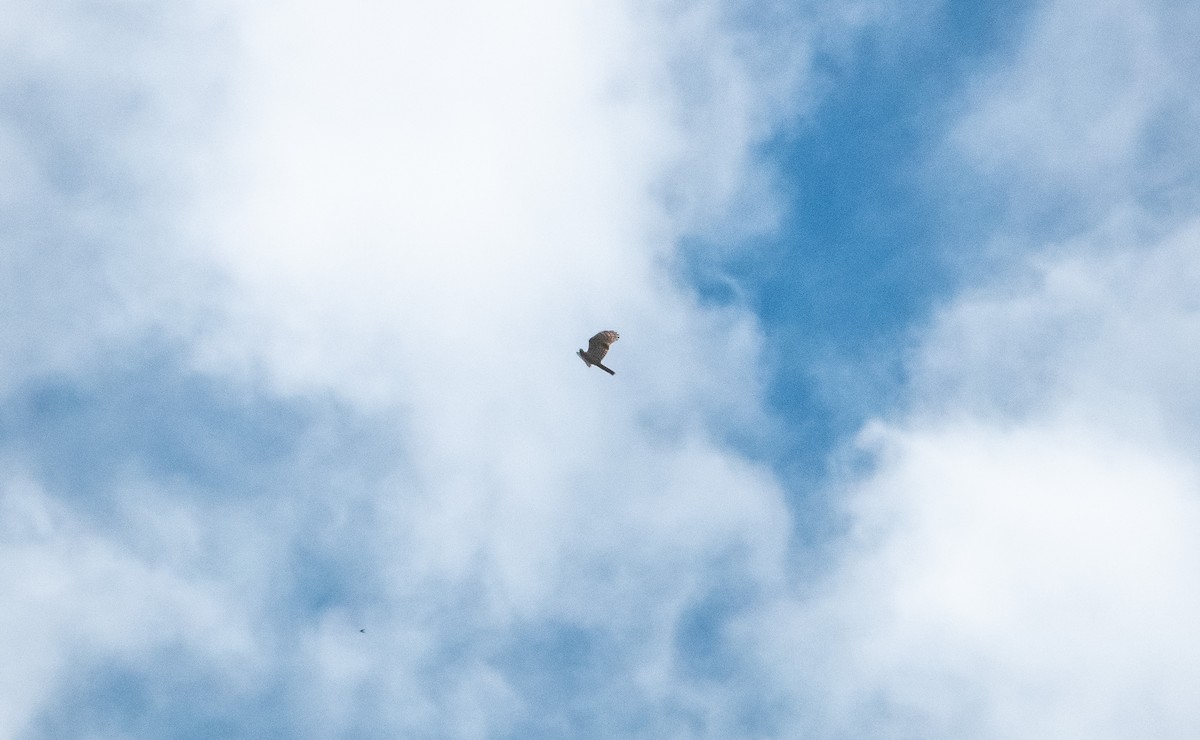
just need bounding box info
[3,0,1200,737]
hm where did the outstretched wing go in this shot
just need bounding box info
[587,330,619,362]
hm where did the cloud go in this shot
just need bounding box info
[949,0,1200,222]
[762,414,1200,738]
[0,470,263,738]
[755,227,1200,738]
[1,0,909,736]
[0,0,231,395]
[21,0,1197,736]
[754,0,1200,736]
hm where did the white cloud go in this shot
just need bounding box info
[1,0,914,736]
[0,471,262,737]
[0,0,232,395]
[756,0,1200,735]
[181,0,853,658]
[755,221,1200,736]
[956,0,1165,174]
[798,416,1200,738]
[951,0,1200,217]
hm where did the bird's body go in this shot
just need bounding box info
[578,330,619,375]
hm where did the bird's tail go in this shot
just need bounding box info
[595,362,615,375]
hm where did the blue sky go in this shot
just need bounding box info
[4,0,1200,737]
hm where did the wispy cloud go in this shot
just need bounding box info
[949,0,1200,226]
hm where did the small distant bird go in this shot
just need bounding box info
[359,629,366,633]
[578,330,619,375]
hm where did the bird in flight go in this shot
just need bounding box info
[578,330,619,375]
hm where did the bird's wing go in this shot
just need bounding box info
[587,330,619,361]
